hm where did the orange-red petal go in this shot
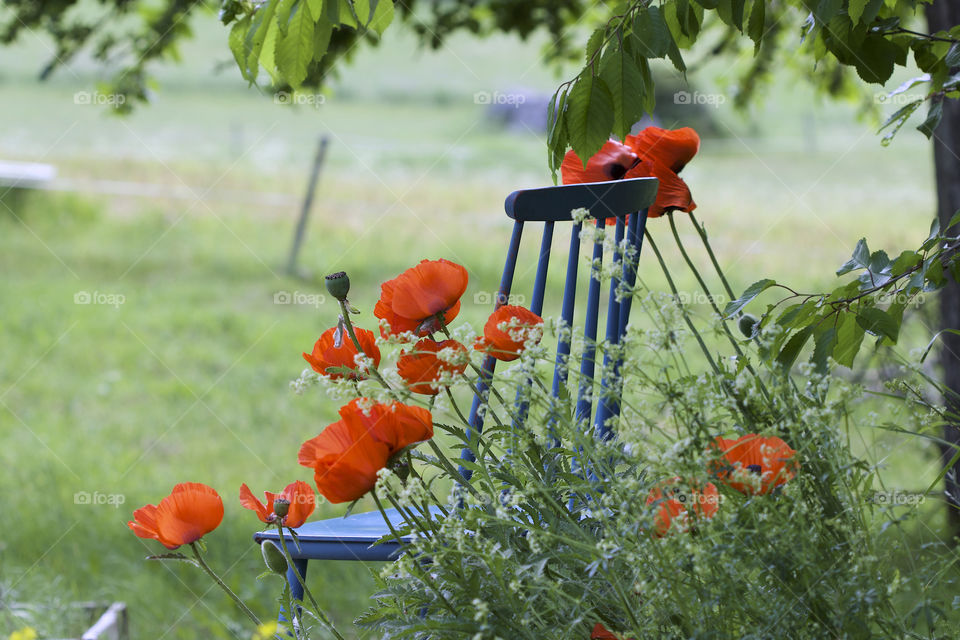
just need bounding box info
[375,260,467,337]
[712,435,797,495]
[475,305,544,362]
[561,139,640,184]
[625,127,700,173]
[238,483,273,523]
[397,338,468,395]
[302,326,381,379]
[154,482,224,548]
[279,480,315,528]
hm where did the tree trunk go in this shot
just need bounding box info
[927,0,960,538]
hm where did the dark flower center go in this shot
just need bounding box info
[747,464,762,474]
[607,163,628,180]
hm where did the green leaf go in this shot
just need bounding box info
[243,0,280,82]
[565,73,614,165]
[367,0,393,35]
[878,98,923,146]
[632,6,672,58]
[724,279,777,317]
[229,14,253,79]
[854,35,898,84]
[777,326,813,370]
[834,312,866,368]
[275,0,314,87]
[848,0,868,24]
[716,0,746,31]
[812,324,837,373]
[917,99,944,138]
[836,238,870,275]
[747,0,765,48]
[585,27,606,64]
[947,209,960,232]
[600,46,646,139]
[856,307,900,342]
[306,0,323,19]
[947,42,960,68]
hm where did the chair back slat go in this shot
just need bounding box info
[530,222,554,317]
[574,219,606,425]
[458,220,524,479]
[594,217,627,441]
[458,177,657,482]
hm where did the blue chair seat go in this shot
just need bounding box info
[254,506,444,562]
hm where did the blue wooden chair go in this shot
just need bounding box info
[254,176,658,623]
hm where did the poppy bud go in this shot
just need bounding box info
[273,497,290,519]
[738,314,759,338]
[261,540,288,574]
[325,272,351,301]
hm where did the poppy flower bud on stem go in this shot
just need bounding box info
[325,271,351,301]
[273,497,290,519]
[261,540,288,575]
[738,314,759,338]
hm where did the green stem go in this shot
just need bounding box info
[189,543,262,628]
[688,212,737,300]
[275,527,346,640]
[668,214,772,403]
[337,299,397,397]
[644,229,720,374]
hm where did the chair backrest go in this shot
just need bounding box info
[459,177,659,479]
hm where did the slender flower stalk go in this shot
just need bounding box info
[274,527,346,640]
[189,543,263,628]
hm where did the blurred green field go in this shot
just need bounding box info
[0,8,954,639]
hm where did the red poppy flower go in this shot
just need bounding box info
[303,326,381,380]
[591,624,635,640]
[239,480,315,528]
[645,479,719,537]
[474,305,544,362]
[298,399,434,503]
[712,434,798,495]
[561,127,699,219]
[397,338,469,395]
[561,139,640,183]
[128,482,224,549]
[374,259,468,337]
[626,126,700,173]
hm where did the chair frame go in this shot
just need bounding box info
[254,176,658,621]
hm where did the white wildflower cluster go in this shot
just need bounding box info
[289,368,320,395]
[571,207,592,223]
[375,318,418,346]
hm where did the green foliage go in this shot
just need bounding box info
[731,211,960,373]
[545,0,960,177]
[340,214,955,638]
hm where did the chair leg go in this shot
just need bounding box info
[279,558,309,632]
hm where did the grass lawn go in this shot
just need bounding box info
[1,9,954,639]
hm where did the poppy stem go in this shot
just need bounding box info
[275,527,346,640]
[667,214,773,404]
[643,229,720,375]
[687,212,737,301]
[189,543,263,628]
[337,300,397,397]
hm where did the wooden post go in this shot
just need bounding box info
[286,135,330,276]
